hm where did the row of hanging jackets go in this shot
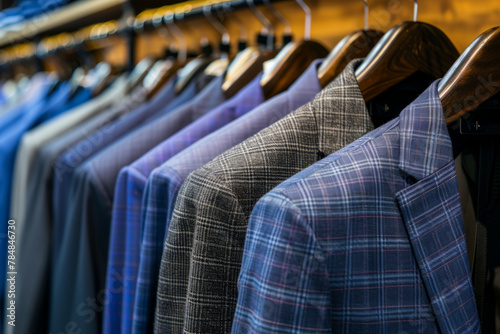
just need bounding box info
[1,2,500,333]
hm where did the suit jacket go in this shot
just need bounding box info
[104,74,264,334]
[10,75,127,251]
[12,85,147,334]
[0,73,50,131]
[46,74,200,334]
[49,78,179,261]
[0,73,52,329]
[0,78,80,333]
[50,75,226,334]
[154,59,376,333]
[233,80,480,333]
[0,74,48,118]
[135,59,323,334]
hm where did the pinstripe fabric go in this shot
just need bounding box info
[104,74,264,334]
[154,59,375,333]
[133,60,323,334]
[233,80,480,333]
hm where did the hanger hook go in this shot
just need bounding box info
[263,0,291,36]
[203,2,230,46]
[164,11,187,62]
[246,0,274,50]
[153,9,177,52]
[295,0,311,41]
[361,0,368,30]
[413,0,418,22]
[222,2,248,43]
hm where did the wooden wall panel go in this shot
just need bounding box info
[104,0,500,67]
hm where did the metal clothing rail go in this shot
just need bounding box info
[0,0,283,68]
[126,0,285,69]
[0,0,126,49]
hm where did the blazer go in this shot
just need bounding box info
[134,59,323,334]
[13,86,147,334]
[233,80,480,333]
[51,79,176,257]
[49,74,226,334]
[103,74,264,334]
[154,59,376,333]
[9,75,128,244]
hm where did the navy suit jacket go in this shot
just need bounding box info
[234,80,480,333]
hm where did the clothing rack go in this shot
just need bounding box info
[0,0,284,71]
[0,1,126,48]
[1,1,499,333]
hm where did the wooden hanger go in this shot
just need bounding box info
[318,1,383,88]
[143,51,189,100]
[173,28,214,94]
[160,9,214,95]
[174,53,213,94]
[355,20,459,102]
[222,0,277,98]
[202,5,232,78]
[222,46,277,98]
[259,0,328,99]
[127,57,155,91]
[90,61,112,97]
[439,26,500,125]
[260,40,328,99]
[146,59,188,99]
[318,30,383,88]
[142,17,191,100]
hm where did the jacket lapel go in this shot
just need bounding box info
[396,163,480,333]
[395,81,480,333]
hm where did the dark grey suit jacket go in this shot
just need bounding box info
[154,59,376,333]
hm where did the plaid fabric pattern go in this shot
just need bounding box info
[233,80,480,333]
[51,75,224,334]
[104,74,264,334]
[133,60,323,334]
[154,59,375,333]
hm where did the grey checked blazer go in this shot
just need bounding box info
[154,59,376,333]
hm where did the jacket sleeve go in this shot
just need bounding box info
[154,169,245,333]
[232,192,332,334]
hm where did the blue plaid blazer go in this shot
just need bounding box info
[233,80,480,333]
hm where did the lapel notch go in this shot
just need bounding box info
[395,81,480,333]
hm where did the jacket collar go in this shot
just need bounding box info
[395,81,480,333]
[398,80,454,181]
[232,73,265,116]
[285,58,323,111]
[313,59,375,156]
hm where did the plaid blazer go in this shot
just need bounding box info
[154,59,376,333]
[233,80,480,333]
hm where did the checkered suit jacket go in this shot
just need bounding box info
[233,80,480,333]
[154,59,375,333]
